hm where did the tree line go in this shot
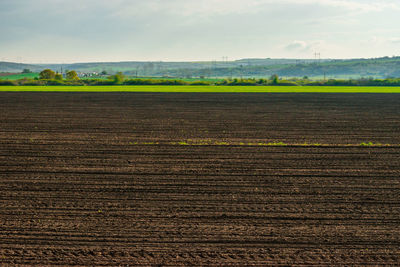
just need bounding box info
[3,69,400,87]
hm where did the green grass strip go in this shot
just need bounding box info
[2,85,400,93]
[126,140,399,147]
[0,73,39,80]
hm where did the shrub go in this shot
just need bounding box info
[275,80,299,86]
[46,80,65,85]
[22,69,32,74]
[270,74,279,84]
[18,79,45,86]
[109,72,125,84]
[190,81,211,86]
[66,70,79,80]
[55,73,63,81]
[0,80,17,86]
[39,69,56,80]
[90,79,115,86]
[123,79,188,85]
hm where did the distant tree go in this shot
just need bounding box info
[110,72,125,84]
[270,74,279,84]
[54,73,63,81]
[101,70,107,75]
[39,69,56,80]
[22,69,32,74]
[257,78,267,84]
[66,70,79,80]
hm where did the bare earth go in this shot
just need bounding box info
[0,93,399,266]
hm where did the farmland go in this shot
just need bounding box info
[1,92,400,265]
[0,73,38,80]
[2,85,400,93]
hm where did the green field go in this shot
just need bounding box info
[127,76,224,82]
[0,73,39,80]
[1,85,400,93]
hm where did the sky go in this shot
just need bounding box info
[1,0,400,63]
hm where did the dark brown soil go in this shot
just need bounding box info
[1,93,399,266]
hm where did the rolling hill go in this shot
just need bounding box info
[1,56,400,79]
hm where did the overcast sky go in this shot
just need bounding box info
[1,0,399,63]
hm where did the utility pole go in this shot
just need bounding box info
[222,56,228,65]
[212,60,217,78]
[210,61,214,78]
[314,52,321,65]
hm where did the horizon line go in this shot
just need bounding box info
[1,55,399,65]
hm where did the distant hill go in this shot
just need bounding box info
[0,62,40,72]
[2,56,400,78]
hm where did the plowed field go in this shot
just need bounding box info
[1,93,400,266]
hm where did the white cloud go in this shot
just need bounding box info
[284,40,326,53]
[285,41,311,52]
